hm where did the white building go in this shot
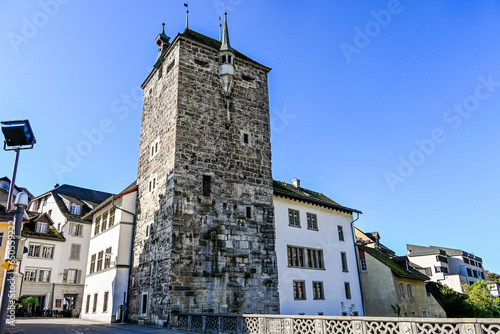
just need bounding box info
[407,244,486,293]
[80,182,137,323]
[22,184,112,316]
[273,179,364,316]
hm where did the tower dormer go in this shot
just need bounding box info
[218,12,234,96]
[153,23,171,69]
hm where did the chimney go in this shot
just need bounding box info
[292,178,300,188]
[54,183,60,188]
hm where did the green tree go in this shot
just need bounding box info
[486,270,500,283]
[426,282,473,318]
[463,281,500,318]
[19,296,39,316]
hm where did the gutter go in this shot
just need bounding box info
[350,212,366,316]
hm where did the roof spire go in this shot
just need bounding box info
[184,2,189,29]
[220,10,233,52]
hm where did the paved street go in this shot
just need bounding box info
[5,318,198,334]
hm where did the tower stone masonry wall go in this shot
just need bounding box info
[129,32,280,325]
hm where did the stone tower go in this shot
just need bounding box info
[128,14,279,325]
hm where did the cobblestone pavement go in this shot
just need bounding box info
[5,318,199,334]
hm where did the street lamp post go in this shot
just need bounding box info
[0,120,36,333]
[1,120,36,212]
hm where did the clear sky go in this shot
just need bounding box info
[1,1,499,273]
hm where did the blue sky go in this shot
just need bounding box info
[1,1,499,274]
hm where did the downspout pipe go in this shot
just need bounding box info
[350,211,366,316]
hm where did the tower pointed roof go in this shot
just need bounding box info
[219,12,233,52]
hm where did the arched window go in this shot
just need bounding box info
[407,284,413,299]
[399,283,405,298]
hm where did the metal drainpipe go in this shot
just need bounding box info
[350,212,366,316]
[111,196,136,323]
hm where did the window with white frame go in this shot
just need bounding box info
[103,291,109,313]
[150,139,159,158]
[24,268,37,281]
[70,204,81,215]
[41,245,54,259]
[104,247,112,269]
[69,244,81,260]
[288,209,300,227]
[93,293,98,313]
[85,295,90,313]
[35,222,48,233]
[109,208,115,227]
[90,254,96,274]
[64,269,81,284]
[97,251,103,271]
[0,232,3,247]
[39,269,51,282]
[101,212,108,232]
[70,223,83,236]
[360,259,367,272]
[28,243,41,257]
[94,216,101,236]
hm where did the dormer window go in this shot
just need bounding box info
[70,204,81,215]
[36,222,48,233]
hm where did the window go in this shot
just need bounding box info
[65,269,80,284]
[422,310,428,318]
[472,270,478,278]
[360,259,367,272]
[399,283,405,298]
[39,269,51,282]
[407,284,413,299]
[94,216,101,236]
[35,222,48,233]
[435,266,448,274]
[109,208,115,227]
[338,225,344,241]
[481,271,485,280]
[288,209,300,227]
[341,252,349,272]
[288,246,304,267]
[243,133,249,145]
[90,254,96,274]
[293,281,306,300]
[411,312,415,317]
[306,249,324,269]
[41,245,54,259]
[0,232,3,246]
[104,247,112,269]
[344,282,351,300]
[149,177,156,192]
[70,223,83,236]
[24,268,37,281]
[55,299,62,308]
[70,244,81,260]
[103,291,109,313]
[307,213,317,230]
[93,293,98,313]
[202,175,211,196]
[436,255,448,263]
[313,281,324,300]
[246,207,252,219]
[145,224,151,238]
[97,251,103,271]
[150,140,159,158]
[48,209,52,217]
[85,295,90,313]
[70,204,81,215]
[467,268,472,277]
[101,213,108,232]
[464,258,470,264]
[424,267,432,276]
[142,293,148,314]
[28,244,41,257]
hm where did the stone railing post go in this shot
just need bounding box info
[284,317,293,334]
[315,318,325,334]
[352,319,365,334]
[398,321,415,334]
[460,323,477,334]
[258,316,266,334]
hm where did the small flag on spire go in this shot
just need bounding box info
[184,2,189,29]
[184,3,188,7]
